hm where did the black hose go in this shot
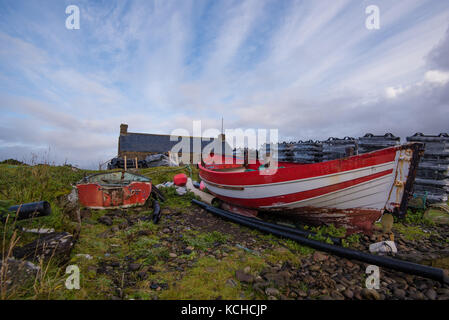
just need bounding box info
[192,199,449,284]
[152,200,161,224]
[1,201,51,223]
[212,201,341,245]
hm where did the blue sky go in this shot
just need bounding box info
[0,0,449,168]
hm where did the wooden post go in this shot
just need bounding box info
[124,155,127,171]
[135,157,138,169]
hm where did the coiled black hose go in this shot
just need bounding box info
[192,199,449,284]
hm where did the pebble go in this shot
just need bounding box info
[331,291,345,300]
[362,288,381,300]
[265,288,280,297]
[343,289,354,299]
[409,291,426,300]
[313,251,328,262]
[128,263,140,272]
[98,216,113,226]
[235,270,254,284]
[425,288,437,300]
[226,279,237,288]
[393,288,406,299]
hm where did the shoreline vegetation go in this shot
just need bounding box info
[0,160,448,300]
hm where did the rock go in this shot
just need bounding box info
[150,283,159,290]
[226,279,237,288]
[265,288,280,297]
[263,271,289,287]
[343,289,354,299]
[137,230,152,237]
[313,251,328,262]
[244,266,251,274]
[110,261,120,268]
[362,288,381,300]
[309,265,321,272]
[335,284,345,292]
[128,263,141,272]
[296,290,308,298]
[13,232,74,262]
[437,288,449,295]
[235,270,254,283]
[331,291,345,300]
[183,248,192,255]
[119,222,128,230]
[409,291,426,300]
[425,288,437,300]
[162,228,171,233]
[98,216,113,226]
[0,258,40,294]
[76,254,93,260]
[169,253,177,258]
[393,288,406,299]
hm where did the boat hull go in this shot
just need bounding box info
[199,143,423,233]
[76,172,152,209]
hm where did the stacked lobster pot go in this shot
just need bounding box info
[406,133,449,203]
[322,137,358,161]
[291,140,323,163]
[358,133,400,154]
[108,157,147,169]
[261,142,294,162]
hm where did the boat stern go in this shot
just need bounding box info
[385,142,425,217]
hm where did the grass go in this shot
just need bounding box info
[393,223,433,241]
[159,250,267,300]
[182,230,230,251]
[1,159,446,300]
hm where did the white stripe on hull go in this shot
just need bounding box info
[203,161,395,200]
[265,175,393,210]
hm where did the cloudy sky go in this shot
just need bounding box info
[0,0,448,168]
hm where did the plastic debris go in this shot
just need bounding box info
[76,254,93,260]
[22,228,55,234]
[156,181,174,189]
[176,187,187,195]
[173,173,188,186]
[369,241,397,254]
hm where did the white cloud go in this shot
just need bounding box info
[425,70,449,85]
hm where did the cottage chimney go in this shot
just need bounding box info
[120,123,128,135]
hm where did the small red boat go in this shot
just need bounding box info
[199,143,423,234]
[76,172,152,209]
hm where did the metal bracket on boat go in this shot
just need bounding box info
[394,180,406,187]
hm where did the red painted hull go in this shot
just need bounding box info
[76,172,152,209]
[199,143,423,234]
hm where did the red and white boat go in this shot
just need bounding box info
[199,143,423,234]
